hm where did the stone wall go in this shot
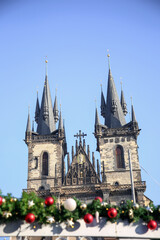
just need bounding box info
[27,141,63,190]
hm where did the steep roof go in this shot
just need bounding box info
[105,68,126,128]
[37,75,56,134]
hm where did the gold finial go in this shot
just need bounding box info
[107,49,110,69]
[45,56,48,76]
[45,56,48,63]
[107,49,110,58]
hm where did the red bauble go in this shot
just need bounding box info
[107,208,117,218]
[0,196,3,206]
[45,196,54,206]
[25,213,35,223]
[84,213,94,224]
[147,220,157,230]
[95,197,103,203]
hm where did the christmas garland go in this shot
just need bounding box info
[0,192,160,230]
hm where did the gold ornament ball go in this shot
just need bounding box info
[80,203,87,210]
[133,203,139,210]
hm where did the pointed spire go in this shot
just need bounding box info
[58,106,63,130]
[67,153,70,170]
[95,106,100,126]
[105,54,126,128]
[92,152,95,169]
[87,145,90,160]
[72,146,74,161]
[131,103,137,122]
[53,89,59,123]
[26,107,31,132]
[37,60,56,135]
[32,120,34,132]
[43,85,49,120]
[100,85,106,117]
[35,92,40,124]
[120,82,128,116]
[97,159,100,177]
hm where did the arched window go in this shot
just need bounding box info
[42,152,48,175]
[116,145,125,169]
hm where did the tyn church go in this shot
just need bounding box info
[24,58,148,206]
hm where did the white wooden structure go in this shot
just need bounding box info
[0,219,160,239]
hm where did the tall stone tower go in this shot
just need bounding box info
[94,56,146,205]
[25,61,67,196]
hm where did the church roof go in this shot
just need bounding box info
[37,74,56,135]
[105,68,126,128]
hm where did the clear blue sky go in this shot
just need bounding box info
[0,0,160,205]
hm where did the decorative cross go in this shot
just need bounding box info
[74,130,87,143]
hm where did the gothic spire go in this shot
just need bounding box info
[131,104,137,122]
[35,92,40,124]
[37,60,56,135]
[120,84,128,116]
[26,108,31,132]
[100,85,106,118]
[95,106,100,126]
[58,107,63,130]
[105,55,126,128]
[53,91,59,123]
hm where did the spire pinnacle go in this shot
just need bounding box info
[100,84,106,118]
[53,91,59,123]
[120,81,128,116]
[36,62,56,134]
[45,56,48,77]
[131,97,137,122]
[58,106,63,130]
[26,107,31,132]
[95,106,100,126]
[105,56,126,128]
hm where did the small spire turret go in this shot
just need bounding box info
[95,107,100,126]
[35,92,40,124]
[100,85,106,117]
[120,82,128,116]
[58,107,64,137]
[26,109,31,133]
[67,153,70,170]
[53,91,59,123]
[97,159,100,177]
[92,152,95,169]
[87,145,90,160]
[132,104,137,123]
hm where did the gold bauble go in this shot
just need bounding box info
[80,203,87,210]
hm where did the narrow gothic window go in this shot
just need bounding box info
[42,152,48,175]
[116,145,125,168]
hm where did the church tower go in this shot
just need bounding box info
[94,55,146,205]
[25,60,67,196]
